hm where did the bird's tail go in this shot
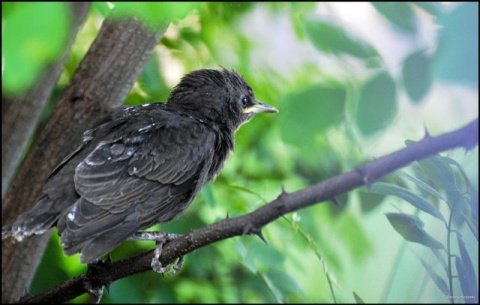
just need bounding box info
[2,196,59,242]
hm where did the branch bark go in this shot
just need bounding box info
[17,118,478,303]
[1,2,90,198]
[1,16,166,303]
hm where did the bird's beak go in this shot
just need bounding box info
[243,100,278,114]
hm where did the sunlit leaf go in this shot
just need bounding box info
[279,85,347,146]
[370,182,447,225]
[111,2,200,29]
[303,16,379,59]
[354,72,397,136]
[402,49,432,103]
[91,2,112,16]
[385,213,444,249]
[2,2,70,95]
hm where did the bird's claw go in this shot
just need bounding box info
[84,257,112,303]
[150,235,184,275]
[85,284,104,304]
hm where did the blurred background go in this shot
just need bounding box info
[2,2,478,303]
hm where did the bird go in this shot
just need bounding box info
[2,68,278,264]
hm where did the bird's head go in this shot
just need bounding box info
[167,68,277,131]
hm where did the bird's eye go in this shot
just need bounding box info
[241,96,248,108]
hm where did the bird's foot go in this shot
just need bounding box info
[129,231,184,275]
[84,256,112,304]
[152,242,184,275]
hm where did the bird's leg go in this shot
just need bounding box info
[84,256,113,304]
[128,231,184,275]
[128,231,182,241]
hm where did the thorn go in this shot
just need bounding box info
[331,197,341,208]
[255,230,268,245]
[241,224,267,244]
[185,232,194,245]
[366,179,373,191]
[226,212,230,219]
[280,185,288,196]
[423,124,431,139]
[357,165,372,190]
[241,225,249,236]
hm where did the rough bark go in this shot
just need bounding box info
[1,15,165,303]
[1,2,90,198]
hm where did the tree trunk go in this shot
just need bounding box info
[2,2,90,198]
[1,14,166,303]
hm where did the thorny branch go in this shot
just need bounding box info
[17,118,479,303]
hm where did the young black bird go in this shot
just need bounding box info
[2,68,277,264]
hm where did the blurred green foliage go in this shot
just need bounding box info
[2,2,70,95]
[3,2,477,303]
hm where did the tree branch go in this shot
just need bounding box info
[18,118,478,303]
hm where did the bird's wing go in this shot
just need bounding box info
[59,112,216,262]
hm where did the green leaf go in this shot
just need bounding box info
[200,183,216,208]
[303,16,379,59]
[370,182,447,225]
[372,2,417,33]
[91,2,112,16]
[456,234,479,302]
[235,238,285,273]
[354,72,397,136]
[2,2,70,95]
[402,49,432,103]
[234,240,257,273]
[415,154,473,229]
[111,2,200,29]
[417,155,460,204]
[138,54,168,101]
[279,85,347,146]
[264,269,302,298]
[396,170,446,202]
[434,2,478,87]
[466,194,479,241]
[229,184,267,203]
[385,213,444,249]
[358,191,386,213]
[419,257,450,296]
